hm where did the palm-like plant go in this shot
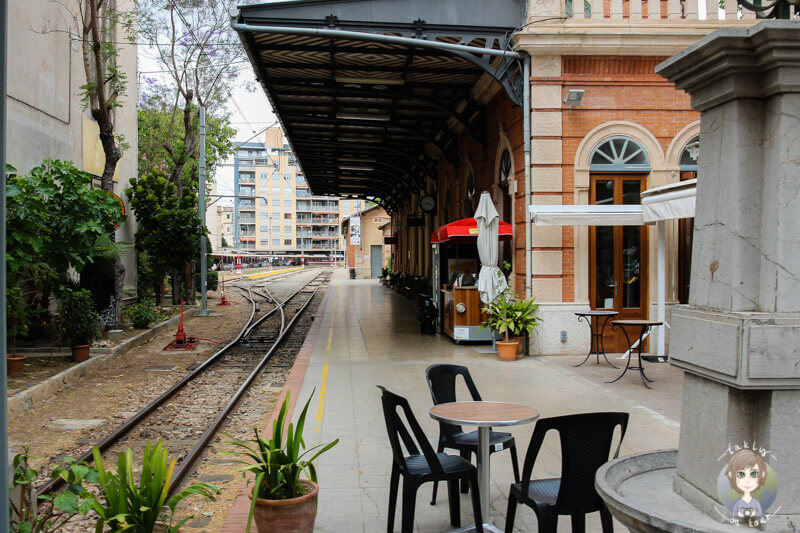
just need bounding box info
[224,390,339,532]
[91,440,219,532]
[479,292,541,342]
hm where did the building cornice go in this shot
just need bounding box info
[515,21,755,56]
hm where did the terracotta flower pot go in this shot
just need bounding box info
[71,344,91,363]
[249,479,319,533]
[7,354,26,377]
[510,335,526,357]
[496,341,519,361]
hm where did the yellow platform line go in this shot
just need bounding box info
[315,286,335,434]
[245,266,304,279]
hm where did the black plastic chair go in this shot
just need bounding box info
[504,412,629,533]
[425,364,520,504]
[377,386,483,533]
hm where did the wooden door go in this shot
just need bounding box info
[589,176,648,353]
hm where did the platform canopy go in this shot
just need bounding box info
[232,0,525,211]
[431,217,513,244]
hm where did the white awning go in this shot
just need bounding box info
[528,179,696,226]
[641,179,696,223]
[528,204,645,226]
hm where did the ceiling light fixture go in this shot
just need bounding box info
[335,76,405,85]
[338,165,374,171]
[564,89,585,107]
[336,113,391,121]
[339,136,382,143]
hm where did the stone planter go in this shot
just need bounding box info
[595,449,731,533]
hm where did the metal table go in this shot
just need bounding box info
[607,320,663,388]
[574,310,619,368]
[430,401,539,533]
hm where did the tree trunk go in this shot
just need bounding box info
[171,270,182,306]
[186,262,195,303]
[113,258,125,327]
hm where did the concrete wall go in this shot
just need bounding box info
[7,0,139,296]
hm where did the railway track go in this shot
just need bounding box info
[37,269,332,499]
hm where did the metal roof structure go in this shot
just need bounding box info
[232,0,525,212]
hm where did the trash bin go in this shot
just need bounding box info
[349,268,356,279]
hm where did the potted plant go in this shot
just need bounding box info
[91,440,220,532]
[379,267,390,285]
[6,286,31,377]
[479,292,541,361]
[225,390,339,533]
[58,289,101,362]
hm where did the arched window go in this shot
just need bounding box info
[498,148,512,188]
[679,136,699,171]
[590,136,650,171]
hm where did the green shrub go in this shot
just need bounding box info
[193,269,218,291]
[10,447,100,532]
[124,298,165,329]
[58,289,101,346]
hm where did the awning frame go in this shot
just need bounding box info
[528,180,698,357]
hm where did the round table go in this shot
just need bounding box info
[574,310,619,368]
[607,320,663,388]
[430,401,539,533]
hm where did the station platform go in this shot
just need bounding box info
[222,269,683,532]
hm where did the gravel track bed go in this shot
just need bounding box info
[8,268,331,532]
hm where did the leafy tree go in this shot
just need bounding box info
[138,106,234,193]
[5,161,125,322]
[46,1,136,192]
[125,170,205,304]
[137,0,241,304]
[138,0,244,194]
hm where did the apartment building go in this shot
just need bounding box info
[232,128,353,261]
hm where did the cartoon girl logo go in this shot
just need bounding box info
[717,447,778,527]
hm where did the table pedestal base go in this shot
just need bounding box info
[449,521,503,533]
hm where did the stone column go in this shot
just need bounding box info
[656,22,800,529]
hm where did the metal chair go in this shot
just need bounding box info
[504,412,629,533]
[425,364,520,505]
[377,386,483,533]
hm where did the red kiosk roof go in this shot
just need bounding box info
[431,217,513,243]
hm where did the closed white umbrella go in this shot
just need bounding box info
[474,191,508,304]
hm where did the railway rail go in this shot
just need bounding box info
[37,269,332,499]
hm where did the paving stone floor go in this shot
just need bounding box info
[284,272,683,532]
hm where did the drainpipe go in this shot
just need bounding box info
[523,55,532,299]
[1,0,9,521]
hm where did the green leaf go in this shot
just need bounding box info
[53,490,79,513]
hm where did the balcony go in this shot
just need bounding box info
[519,0,754,55]
[239,218,256,224]
[312,242,339,250]
[240,236,256,242]
[312,218,338,225]
[239,201,256,210]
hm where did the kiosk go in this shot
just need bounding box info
[431,218,513,343]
